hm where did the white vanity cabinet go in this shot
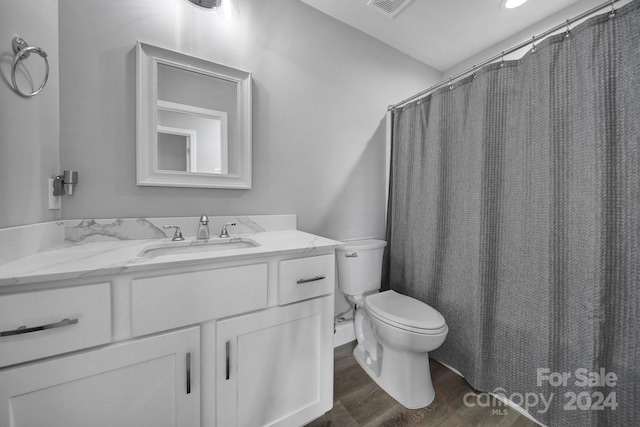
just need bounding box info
[0,248,336,427]
[0,287,200,427]
[216,254,335,427]
[217,296,333,427]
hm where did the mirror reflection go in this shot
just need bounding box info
[157,101,228,174]
[156,63,232,175]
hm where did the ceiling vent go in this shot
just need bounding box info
[366,0,415,18]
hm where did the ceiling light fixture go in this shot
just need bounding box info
[188,0,220,8]
[502,0,528,9]
[187,0,240,20]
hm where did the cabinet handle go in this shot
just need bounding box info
[0,317,78,337]
[225,341,231,380]
[186,352,192,394]
[296,275,326,284]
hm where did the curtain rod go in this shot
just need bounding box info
[389,0,621,111]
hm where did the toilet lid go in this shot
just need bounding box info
[366,290,446,331]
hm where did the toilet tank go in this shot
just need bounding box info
[336,239,387,296]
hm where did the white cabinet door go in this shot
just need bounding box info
[0,327,200,427]
[217,296,333,427]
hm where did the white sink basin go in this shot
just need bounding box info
[139,238,259,259]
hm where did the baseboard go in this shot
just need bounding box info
[334,320,355,348]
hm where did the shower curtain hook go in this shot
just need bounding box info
[472,65,477,79]
[531,35,536,53]
[564,19,571,38]
[448,76,453,90]
[609,0,616,18]
[500,51,505,67]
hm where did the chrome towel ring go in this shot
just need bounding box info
[11,36,49,97]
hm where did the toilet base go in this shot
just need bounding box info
[353,342,436,409]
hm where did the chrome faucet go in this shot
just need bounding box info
[197,214,210,240]
[163,225,184,241]
[219,222,236,238]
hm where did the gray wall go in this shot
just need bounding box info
[444,0,634,77]
[57,0,440,240]
[0,0,60,228]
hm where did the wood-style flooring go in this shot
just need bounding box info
[306,342,539,427]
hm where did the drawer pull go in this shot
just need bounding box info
[0,317,79,337]
[296,275,326,284]
[186,352,192,394]
[225,341,231,380]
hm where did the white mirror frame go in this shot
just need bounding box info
[136,41,252,189]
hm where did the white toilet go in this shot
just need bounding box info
[336,239,448,409]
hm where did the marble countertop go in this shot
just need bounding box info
[0,230,343,288]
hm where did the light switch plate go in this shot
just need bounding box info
[48,178,61,210]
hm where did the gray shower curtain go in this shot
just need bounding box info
[384,2,639,425]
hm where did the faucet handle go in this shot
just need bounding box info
[199,214,209,224]
[163,225,185,241]
[219,222,237,238]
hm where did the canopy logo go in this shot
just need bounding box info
[463,368,618,415]
[463,388,552,415]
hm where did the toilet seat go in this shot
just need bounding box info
[366,290,447,335]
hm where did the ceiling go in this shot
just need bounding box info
[299,0,584,71]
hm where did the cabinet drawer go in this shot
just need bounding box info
[132,263,268,336]
[278,255,335,305]
[0,283,112,368]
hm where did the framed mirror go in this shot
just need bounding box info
[136,42,251,189]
